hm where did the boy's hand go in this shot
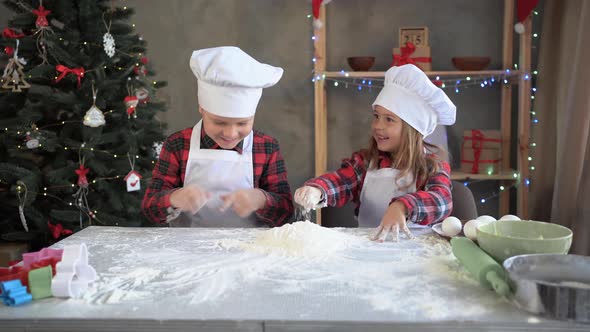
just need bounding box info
[370,201,414,242]
[220,189,267,218]
[169,185,211,215]
[294,186,323,210]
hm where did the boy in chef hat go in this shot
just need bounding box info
[143,46,293,227]
[295,64,456,241]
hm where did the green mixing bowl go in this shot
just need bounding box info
[477,220,572,262]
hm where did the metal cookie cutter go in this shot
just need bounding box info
[51,243,97,298]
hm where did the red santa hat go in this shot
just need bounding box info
[514,0,539,34]
[312,0,332,29]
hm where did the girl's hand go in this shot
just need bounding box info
[370,201,414,242]
[294,186,323,211]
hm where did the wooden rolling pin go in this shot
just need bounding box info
[451,237,511,296]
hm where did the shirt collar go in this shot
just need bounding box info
[200,126,244,154]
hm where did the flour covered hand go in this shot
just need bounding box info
[220,188,267,218]
[370,201,414,242]
[169,185,212,215]
[294,186,323,211]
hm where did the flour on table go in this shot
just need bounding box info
[63,226,507,321]
[228,221,362,257]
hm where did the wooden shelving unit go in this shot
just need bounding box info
[323,70,520,78]
[312,0,532,224]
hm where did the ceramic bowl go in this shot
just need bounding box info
[452,56,491,71]
[477,220,572,262]
[347,56,375,71]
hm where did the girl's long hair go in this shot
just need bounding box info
[365,121,442,189]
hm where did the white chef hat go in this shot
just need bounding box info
[372,64,456,137]
[189,46,284,118]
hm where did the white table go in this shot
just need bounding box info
[0,226,587,331]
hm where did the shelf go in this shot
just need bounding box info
[312,0,532,220]
[451,169,519,181]
[323,70,521,79]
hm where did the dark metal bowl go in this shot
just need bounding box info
[503,254,590,323]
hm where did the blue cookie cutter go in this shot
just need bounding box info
[0,279,33,306]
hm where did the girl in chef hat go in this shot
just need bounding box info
[295,64,456,241]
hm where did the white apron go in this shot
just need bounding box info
[169,120,261,227]
[357,166,417,228]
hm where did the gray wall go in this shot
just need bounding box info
[3,0,514,225]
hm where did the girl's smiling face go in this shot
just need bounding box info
[372,105,403,153]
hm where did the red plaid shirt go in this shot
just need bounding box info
[142,127,294,226]
[305,151,452,225]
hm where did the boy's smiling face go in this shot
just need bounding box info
[200,107,254,149]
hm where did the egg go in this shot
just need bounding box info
[441,216,462,237]
[499,214,521,221]
[476,215,497,225]
[463,219,482,241]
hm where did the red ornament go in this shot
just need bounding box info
[2,28,25,39]
[32,5,51,28]
[75,164,90,187]
[48,221,73,240]
[4,46,14,57]
[55,65,85,88]
[124,95,139,118]
[133,57,149,76]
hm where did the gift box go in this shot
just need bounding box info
[462,129,502,150]
[461,148,502,175]
[392,42,432,71]
[461,129,503,175]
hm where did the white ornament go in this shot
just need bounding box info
[153,142,163,158]
[135,87,149,102]
[499,214,521,221]
[103,32,115,58]
[514,22,525,34]
[26,138,40,149]
[441,216,462,237]
[83,105,106,127]
[463,219,482,241]
[476,215,496,225]
[124,170,142,192]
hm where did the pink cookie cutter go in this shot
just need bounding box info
[22,248,63,269]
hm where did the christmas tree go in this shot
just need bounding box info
[0,0,167,248]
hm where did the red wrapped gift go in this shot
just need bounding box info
[461,129,502,174]
[392,42,432,71]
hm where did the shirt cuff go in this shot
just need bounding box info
[391,195,416,223]
[306,184,328,209]
[255,188,272,216]
[164,189,180,223]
